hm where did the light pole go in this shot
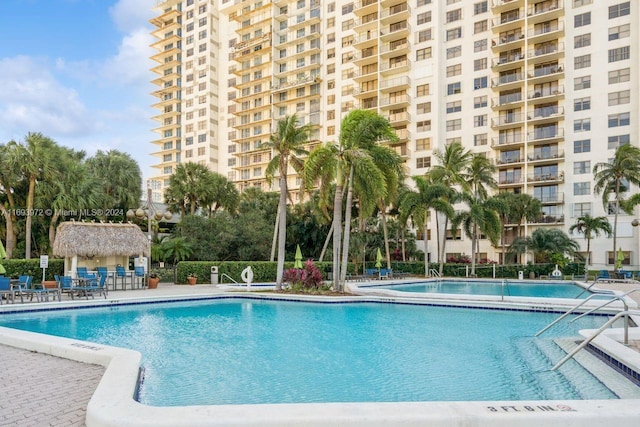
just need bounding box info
[126,187,172,276]
[631,219,640,270]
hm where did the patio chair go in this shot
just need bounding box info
[77,267,88,278]
[115,266,131,290]
[18,275,52,302]
[133,266,146,289]
[0,276,21,304]
[82,273,108,299]
[59,275,75,299]
[597,270,610,281]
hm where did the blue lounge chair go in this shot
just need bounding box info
[0,276,21,304]
[59,275,75,299]
[77,267,89,278]
[82,273,108,299]
[597,270,610,281]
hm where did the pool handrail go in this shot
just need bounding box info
[570,288,640,324]
[220,273,238,284]
[551,309,640,371]
[576,277,640,298]
[534,292,620,338]
[428,269,440,278]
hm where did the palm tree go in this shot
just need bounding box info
[0,143,21,258]
[593,144,640,271]
[86,150,142,213]
[489,192,516,265]
[427,141,472,274]
[569,214,612,273]
[164,162,211,215]
[399,176,453,277]
[200,172,239,216]
[264,114,312,290]
[304,110,389,290]
[6,133,57,258]
[509,228,579,264]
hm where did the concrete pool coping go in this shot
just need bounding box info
[1,289,640,426]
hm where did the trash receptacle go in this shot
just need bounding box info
[211,266,219,285]
[518,271,524,280]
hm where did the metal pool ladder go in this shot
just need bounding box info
[428,269,440,278]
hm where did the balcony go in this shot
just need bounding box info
[381,3,410,24]
[491,32,525,49]
[528,172,564,184]
[491,135,524,148]
[381,21,410,41]
[527,42,564,64]
[491,92,523,108]
[391,143,411,158]
[491,72,524,88]
[380,40,410,58]
[527,63,563,82]
[379,75,410,91]
[527,1,563,24]
[380,58,410,75]
[527,85,564,102]
[380,94,410,109]
[385,111,410,125]
[355,0,378,16]
[492,53,525,68]
[354,30,380,49]
[492,0,524,13]
[527,149,564,164]
[353,48,378,66]
[528,20,564,43]
[532,215,564,224]
[497,176,524,187]
[492,113,524,128]
[527,106,564,123]
[492,9,525,32]
[494,155,523,166]
[527,127,564,144]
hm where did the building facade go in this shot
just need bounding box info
[150,0,639,270]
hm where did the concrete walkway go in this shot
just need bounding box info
[1,281,639,426]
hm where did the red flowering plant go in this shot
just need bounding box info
[282,259,325,292]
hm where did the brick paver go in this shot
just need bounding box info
[0,345,104,427]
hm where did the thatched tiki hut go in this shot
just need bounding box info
[53,221,149,275]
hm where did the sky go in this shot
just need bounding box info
[0,0,158,181]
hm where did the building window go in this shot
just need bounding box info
[417,11,432,24]
[474,58,487,71]
[573,0,592,7]
[416,47,432,61]
[609,2,630,19]
[416,157,431,169]
[474,1,488,15]
[474,95,487,108]
[474,134,488,146]
[474,114,487,127]
[573,202,591,217]
[416,138,431,151]
[574,182,590,196]
[574,161,590,174]
[418,29,432,42]
[446,9,461,23]
[446,101,462,113]
[446,45,462,59]
[609,24,630,40]
[417,120,431,132]
[607,251,630,266]
[608,113,630,128]
[609,68,630,84]
[417,102,431,114]
[574,12,591,27]
[574,97,590,111]
[446,64,462,77]
[574,34,591,48]
[446,28,462,41]
[574,118,591,132]
[607,134,630,149]
[474,76,488,89]
[474,20,488,34]
[574,76,591,90]
[446,119,462,131]
[573,139,590,153]
[608,46,630,62]
[447,82,461,95]
[417,84,430,97]
[608,90,630,106]
[574,54,591,69]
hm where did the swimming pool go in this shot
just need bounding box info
[369,280,599,299]
[0,297,625,406]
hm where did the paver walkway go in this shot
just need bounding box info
[0,345,103,426]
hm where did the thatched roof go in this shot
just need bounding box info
[53,221,149,258]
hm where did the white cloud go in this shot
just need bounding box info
[101,29,155,86]
[108,0,156,34]
[0,56,94,138]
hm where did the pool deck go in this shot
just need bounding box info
[1,281,640,426]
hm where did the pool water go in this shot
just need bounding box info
[373,280,595,299]
[0,298,620,406]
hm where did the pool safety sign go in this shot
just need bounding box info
[487,404,576,413]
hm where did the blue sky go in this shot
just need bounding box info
[0,0,157,180]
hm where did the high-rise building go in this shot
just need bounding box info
[150,0,639,269]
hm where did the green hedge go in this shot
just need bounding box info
[174,261,586,284]
[0,259,64,282]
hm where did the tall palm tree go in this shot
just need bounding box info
[593,144,640,271]
[304,110,389,290]
[489,192,516,265]
[455,154,498,275]
[569,214,612,273]
[399,176,453,277]
[0,143,21,258]
[6,133,57,258]
[264,114,312,290]
[427,141,472,274]
[165,162,211,215]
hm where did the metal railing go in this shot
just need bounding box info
[428,269,441,278]
[220,273,238,284]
